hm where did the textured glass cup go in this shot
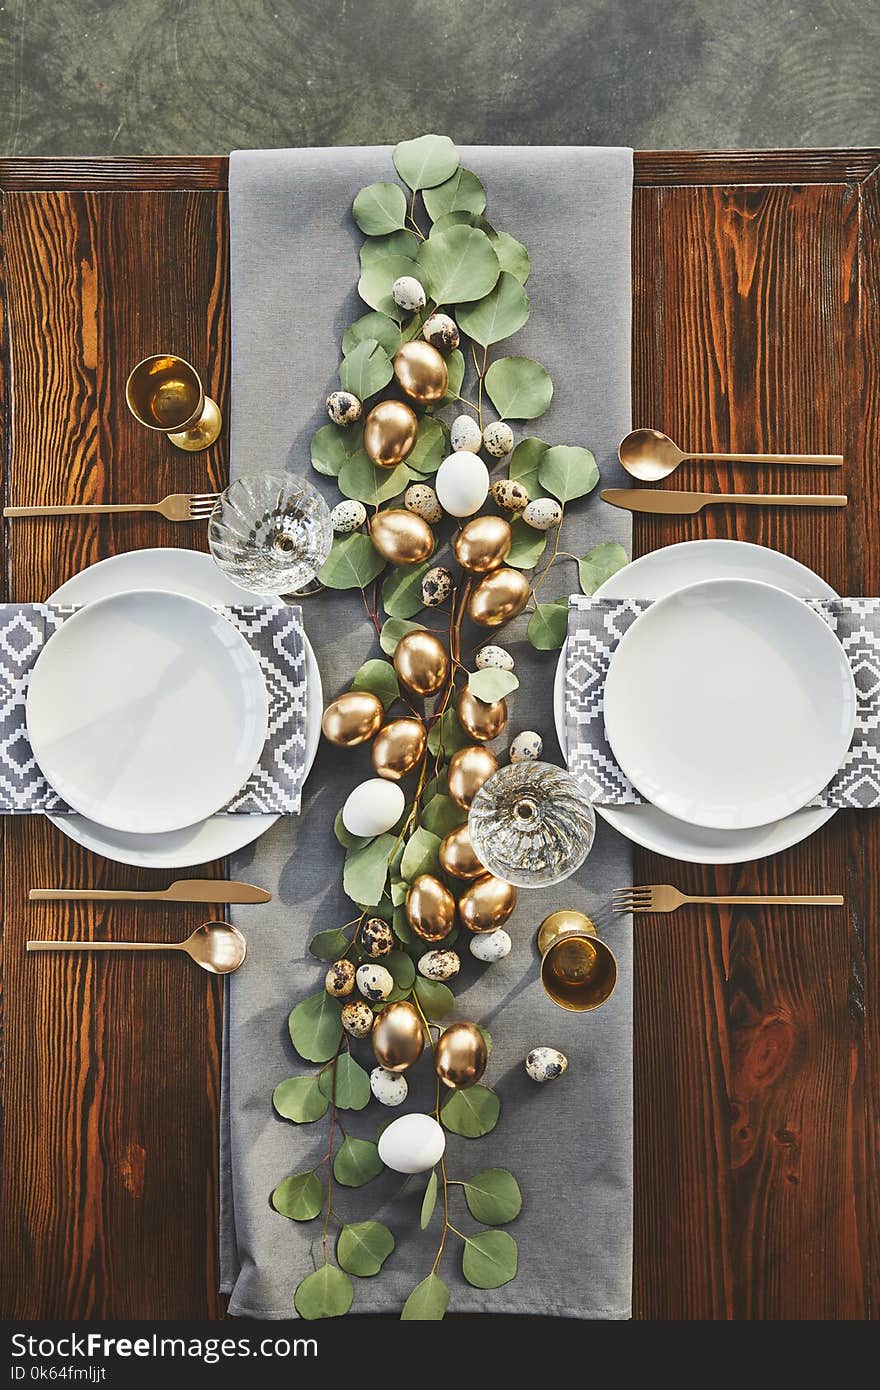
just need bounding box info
[468,761,596,888]
[208,472,332,597]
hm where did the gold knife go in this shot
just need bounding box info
[29,879,272,904]
[601,488,848,514]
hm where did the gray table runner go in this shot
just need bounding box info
[221,145,634,1319]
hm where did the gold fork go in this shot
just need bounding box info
[3,492,220,522]
[612,884,844,914]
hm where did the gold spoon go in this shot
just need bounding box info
[618,428,843,482]
[26,920,247,975]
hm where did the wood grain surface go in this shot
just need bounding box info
[0,152,877,1319]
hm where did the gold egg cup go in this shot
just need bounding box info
[126,354,222,453]
[537,910,618,1013]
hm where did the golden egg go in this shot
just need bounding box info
[452,515,513,574]
[435,1021,488,1090]
[372,1000,427,1073]
[468,566,531,627]
[406,874,456,941]
[459,873,518,933]
[439,823,486,880]
[394,630,449,697]
[321,690,384,747]
[457,685,508,742]
[447,745,499,810]
[371,718,427,781]
[363,400,419,468]
[393,341,449,405]
[370,509,435,565]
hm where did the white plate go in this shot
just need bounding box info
[554,539,839,863]
[46,549,322,868]
[603,578,855,831]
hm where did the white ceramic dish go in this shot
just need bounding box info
[46,548,322,868]
[553,539,839,864]
[602,577,855,831]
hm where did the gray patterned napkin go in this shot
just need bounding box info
[0,601,307,816]
[566,594,880,809]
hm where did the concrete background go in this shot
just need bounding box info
[1,0,878,156]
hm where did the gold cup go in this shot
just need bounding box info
[125,354,222,452]
[537,910,618,1012]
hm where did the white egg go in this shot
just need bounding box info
[356,963,394,1002]
[435,451,490,518]
[483,421,514,458]
[476,645,514,672]
[370,1067,409,1107]
[331,499,367,534]
[525,1047,568,1083]
[392,275,427,312]
[470,928,512,962]
[522,497,563,531]
[450,414,483,453]
[509,731,543,762]
[342,778,405,837]
[378,1112,446,1173]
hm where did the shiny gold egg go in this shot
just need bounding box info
[321,690,384,747]
[452,515,513,574]
[372,1000,427,1073]
[394,630,450,698]
[468,566,531,627]
[406,873,456,941]
[371,718,427,781]
[363,399,419,468]
[439,823,486,880]
[435,1021,488,1090]
[447,745,499,810]
[370,509,435,565]
[459,874,518,933]
[393,341,448,405]
[457,685,508,742]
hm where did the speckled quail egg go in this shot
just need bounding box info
[417,949,461,981]
[483,421,514,458]
[470,928,512,963]
[476,644,514,672]
[522,497,563,530]
[356,963,394,1002]
[405,483,443,524]
[341,999,376,1038]
[491,478,530,512]
[421,566,453,608]
[392,275,427,312]
[361,917,395,958]
[370,1066,409,1106]
[326,389,363,427]
[450,414,483,454]
[510,730,543,763]
[331,499,367,534]
[325,958,356,997]
[423,313,460,353]
[525,1047,569,1083]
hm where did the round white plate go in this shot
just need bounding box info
[28,589,269,834]
[553,539,839,863]
[46,548,322,868]
[603,578,855,831]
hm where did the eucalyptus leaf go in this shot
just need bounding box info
[401,1271,450,1320]
[426,707,469,756]
[318,533,385,590]
[462,1168,523,1225]
[392,905,417,945]
[527,600,569,651]
[333,1135,384,1187]
[418,225,500,305]
[344,832,396,907]
[294,1264,353,1320]
[505,517,548,569]
[400,827,441,881]
[272,1074,330,1124]
[430,210,481,234]
[358,253,421,315]
[420,793,465,837]
[385,949,416,991]
[478,1026,493,1056]
[457,272,530,347]
[390,877,408,908]
[382,562,431,618]
[538,444,599,503]
[393,133,459,191]
[333,809,372,850]
[343,311,403,358]
[310,422,363,477]
[338,453,411,506]
[405,416,447,474]
[339,338,393,400]
[352,182,408,236]
[379,616,425,656]
[308,927,352,962]
[414,977,455,1018]
[484,356,553,420]
[337,1220,395,1277]
[351,658,400,709]
[288,993,343,1064]
[423,167,486,221]
[461,1230,518,1289]
[358,229,420,267]
[420,1169,439,1230]
[440,1084,500,1137]
[508,436,549,496]
[468,668,519,702]
[318,1053,371,1111]
[487,228,531,284]
[578,540,629,594]
[272,1170,324,1222]
[438,348,465,407]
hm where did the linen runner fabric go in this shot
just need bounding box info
[222,145,634,1318]
[566,594,880,809]
[0,601,307,816]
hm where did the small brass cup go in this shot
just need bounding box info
[125,354,222,452]
[537,909,618,1012]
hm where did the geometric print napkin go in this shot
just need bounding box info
[0,601,307,817]
[565,594,880,810]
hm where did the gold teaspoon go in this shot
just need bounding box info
[25,920,247,975]
[618,427,843,482]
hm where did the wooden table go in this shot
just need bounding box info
[0,151,877,1320]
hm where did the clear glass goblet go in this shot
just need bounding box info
[208,471,332,598]
[467,760,596,889]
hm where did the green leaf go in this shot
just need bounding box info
[478,1026,493,1057]
[272,1171,324,1221]
[392,905,417,945]
[426,707,469,757]
[527,600,569,651]
[359,230,420,268]
[429,210,483,234]
[334,1135,384,1187]
[441,1084,500,1137]
[405,416,447,474]
[538,444,599,503]
[382,561,431,619]
[333,809,372,850]
[439,348,465,407]
[578,540,629,594]
[508,436,549,497]
[457,272,530,347]
[462,1168,522,1225]
[353,182,408,235]
[484,357,553,420]
[401,1271,450,1320]
[351,658,400,708]
[505,517,548,570]
[400,827,442,881]
[343,311,403,358]
[318,532,385,590]
[414,977,455,1019]
[273,1074,330,1124]
[393,133,459,191]
[385,949,416,991]
[420,1169,439,1230]
[339,338,393,400]
[488,229,531,284]
[288,993,343,1065]
[468,668,519,702]
[380,616,425,656]
[309,927,352,962]
[420,793,466,837]
[358,253,421,316]
[294,1264,353,1320]
[344,832,396,907]
[337,1220,395,1277]
[318,1053,371,1111]
[461,1230,518,1289]
[338,453,411,506]
[418,225,500,306]
[423,167,487,221]
[310,422,362,477]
